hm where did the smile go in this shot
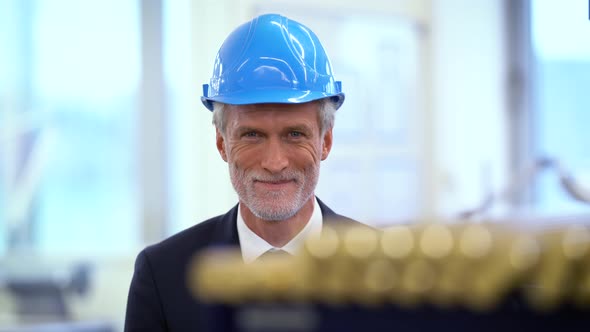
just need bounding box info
[254,180,295,189]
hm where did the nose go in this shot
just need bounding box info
[260,138,289,173]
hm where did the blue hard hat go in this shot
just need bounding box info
[201,13,344,111]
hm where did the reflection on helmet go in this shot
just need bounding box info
[201,13,344,111]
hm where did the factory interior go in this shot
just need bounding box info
[1,0,589,331]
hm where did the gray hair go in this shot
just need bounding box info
[212,98,338,137]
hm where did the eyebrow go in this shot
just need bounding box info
[284,125,313,134]
[235,126,258,133]
[235,124,314,134]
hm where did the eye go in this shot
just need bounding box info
[289,131,304,138]
[242,131,260,138]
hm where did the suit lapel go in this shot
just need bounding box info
[317,197,337,218]
[211,204,241,247]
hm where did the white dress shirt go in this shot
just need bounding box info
[237,197,323,263]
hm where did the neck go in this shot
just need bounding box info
[240,196,315,247]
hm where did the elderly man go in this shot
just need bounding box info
[125,13,362,331]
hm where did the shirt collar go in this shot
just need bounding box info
[237,197,323,263]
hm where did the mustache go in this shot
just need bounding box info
[246,170,303,183]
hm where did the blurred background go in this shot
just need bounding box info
[0,0,589,330]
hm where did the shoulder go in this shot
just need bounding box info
[325,214,375,230]
[317,197,373,230]
[126,211,238,330]
[140,207,237,267]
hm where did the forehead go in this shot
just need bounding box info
[225,102,320,125]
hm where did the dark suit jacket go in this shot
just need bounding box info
[124,198,362,332]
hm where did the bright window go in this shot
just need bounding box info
[0,0,141,255]
[531,0,590,213]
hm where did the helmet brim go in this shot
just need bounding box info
[201,89,344,112]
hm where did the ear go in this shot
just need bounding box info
[321,128,333,161]
[216,129,228,162]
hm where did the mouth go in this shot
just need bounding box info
[254,179,296,189]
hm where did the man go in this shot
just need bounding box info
[125,13,362,331]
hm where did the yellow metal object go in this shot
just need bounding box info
[189,222,590,312]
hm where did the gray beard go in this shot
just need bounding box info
[229,163,319,221]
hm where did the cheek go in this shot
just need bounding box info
[227,143,260,167]
[293,142,323,165]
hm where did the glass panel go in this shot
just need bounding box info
[0,0,5,254]
[531,0,590,213]
[0,0,30,255]
[0,0,142,255]
[34,0,141,254]
[163,0,194,235]
[0,163,4,255]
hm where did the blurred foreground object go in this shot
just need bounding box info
[190,223,590,332]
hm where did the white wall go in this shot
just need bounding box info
[429,0,509,217]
